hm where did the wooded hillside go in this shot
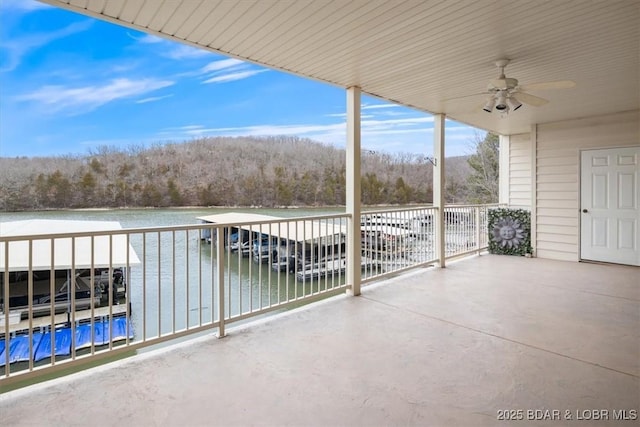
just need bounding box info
[0,136,479,211]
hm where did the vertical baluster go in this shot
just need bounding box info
[185,230,190,330]
[108,234,113,350]
[216,225,225,338]
[49,238,56,365]
[27,239,33,371]
[125,233,131,346]
[3,242,9,376]
[209,227,215,326]
[142,233,147,342]
[89,236,95,356]
[172,230,176,334]
[198,229,203,327]
[157,232,161,339]
[228,227,233,318]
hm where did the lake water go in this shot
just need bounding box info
[0,207,342,228]
[1,207,345,340]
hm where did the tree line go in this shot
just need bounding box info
[0,134,498,211]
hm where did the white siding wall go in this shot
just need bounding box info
[535,111,639,262]
[507,133,532,209]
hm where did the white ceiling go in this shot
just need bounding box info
[42,0,640,136]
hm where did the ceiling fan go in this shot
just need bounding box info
[455,59,576,114]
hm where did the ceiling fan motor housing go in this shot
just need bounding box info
[488,77,519,91]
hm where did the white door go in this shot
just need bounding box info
[580,147,640,266]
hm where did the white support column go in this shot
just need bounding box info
[346,86,362,296]
[499,134,510,206]
[433,114,446,267]
[530,125,537,257]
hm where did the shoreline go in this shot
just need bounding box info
[1,203,431,215]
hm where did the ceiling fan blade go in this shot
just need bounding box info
[442,91,489,102]
[513,92,549,107]
[445,101,486,114]
[519,80,576,91]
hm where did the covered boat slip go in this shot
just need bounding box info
[1,220,139,322]
[0,220,139,367]
[198,212,348,246]
[3,273,102,318]
[200,212,353,280]
[198,211,426,251]
[0,219,141,272]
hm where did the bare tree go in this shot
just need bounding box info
[0,135,481,211]
[466,132,499,203]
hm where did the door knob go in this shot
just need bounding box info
[582,209,588,213]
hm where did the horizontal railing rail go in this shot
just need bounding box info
[1,205,498,385]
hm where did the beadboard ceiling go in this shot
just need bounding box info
[41,0,639,136]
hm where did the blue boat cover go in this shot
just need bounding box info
[0,316,133,366]
[109,316,133,342]
[34,329,72,362]
[0,333,43,367]
[75,323,94,350]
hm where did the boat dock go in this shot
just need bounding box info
[0,304,128,335]
[0,311,133,367]
[296,257,380,281]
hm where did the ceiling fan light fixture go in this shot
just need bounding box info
[495,93,508,111]
[483,97,496,113]
[508,97,523,111]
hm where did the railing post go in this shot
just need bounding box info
[475,207,482,254]
[216,227,226,338]
[346,86,362,295]
[433,114,446,267]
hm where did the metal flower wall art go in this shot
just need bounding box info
[492,217,525,249]
[488,208,532,256]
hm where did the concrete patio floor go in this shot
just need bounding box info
[1,255,638,426]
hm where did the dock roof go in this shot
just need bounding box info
[198,213,346,244]
[197,213,282,225]
[0,220,140,272]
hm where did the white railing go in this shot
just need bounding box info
[0,205,496,384]
[360,206,437,282]
[358,204,498,282]
[0,214,350,383]
[443,204,498,259]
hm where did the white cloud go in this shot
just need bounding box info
[17,77,175,113]
[362,116,434,128]
[164,44,213,60]
[0,0,52,12]
[128,33,213,60]
[203,69,268,84]
[133,33,164,44]
[158,116,433,144]
[154,111,479,156]
[165,125,205,131]
[135,94,174,104]
[0,20,93,72]
[362,103,402,110]
[201,58,245,73]
[196,58,269,83]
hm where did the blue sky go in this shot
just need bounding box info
[0,0,483,158]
